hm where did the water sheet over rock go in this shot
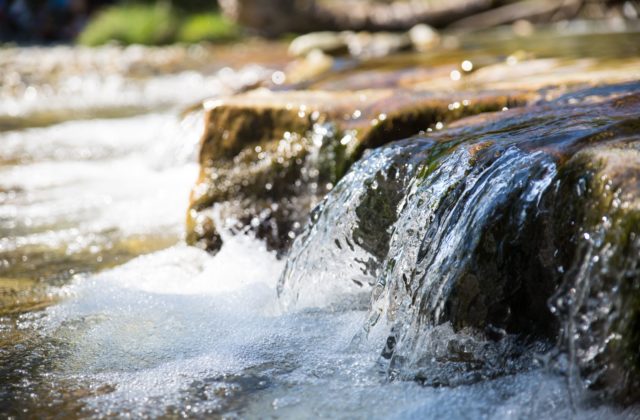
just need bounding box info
[184,29,640,405]
[279,83,640,401]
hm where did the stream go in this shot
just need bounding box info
[1,30,640,419]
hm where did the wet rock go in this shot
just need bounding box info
[408,24,440,51]
[463,57,640,92]
[288,30,414,59]
[186,88,527,254]
[400,91,640,397]
[282,50,336,85]
[306,59,454,91]
[547,143,640,404]
[385,88,640,341]
[342,31,413,58]
[187,42,640,256]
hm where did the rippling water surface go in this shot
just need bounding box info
[1,37,639,419]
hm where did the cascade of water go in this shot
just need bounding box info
[278,135,561,384]
[277,85,640,395]
[277,138,437,310]
[380,145,557,382]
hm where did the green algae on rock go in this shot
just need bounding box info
[186,88,528,254]
[547,144,640,404]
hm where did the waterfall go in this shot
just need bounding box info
[278,139,434,310]
[277,85,640,397]
[379,145,557,382]
[279,135,560,384]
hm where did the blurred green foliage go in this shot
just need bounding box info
[78,1,239,46]
[178,12,239,43]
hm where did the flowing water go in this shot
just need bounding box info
[2,32,640,419]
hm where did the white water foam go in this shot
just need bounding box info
[27,234,638,419]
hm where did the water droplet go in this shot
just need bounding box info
[271,71,286,85]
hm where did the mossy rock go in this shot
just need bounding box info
[545,144,640,404]
[186,88,529,254]
[402,91,640,392]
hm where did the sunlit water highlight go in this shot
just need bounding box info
[23,238,638,419]
[2,114,636,420]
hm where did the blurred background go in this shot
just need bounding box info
[1,0,639,46]
[0,0,234,44]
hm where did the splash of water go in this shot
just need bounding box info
[280,137,559,384]
[278,142,417,310]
